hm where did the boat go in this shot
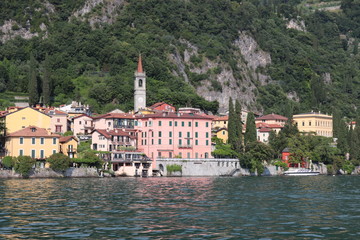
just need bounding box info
[283,168,320,176]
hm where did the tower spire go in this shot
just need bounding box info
[137,54,143,73]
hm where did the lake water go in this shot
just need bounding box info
[1,176,360,239]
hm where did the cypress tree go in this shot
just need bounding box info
[350,118,360,161]
[42,54,50,106]
[234,100,243,152]
[337,119,349,154]
[244,112,257,145]
[228,97,236,147]
[28,53,38,106]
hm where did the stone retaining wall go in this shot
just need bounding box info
[0,167,100,178]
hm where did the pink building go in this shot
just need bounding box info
[92,112,136,130]
[72,114,94,136]
[44,109,68,134]
[135,112,213,168]
[91,129,137,152]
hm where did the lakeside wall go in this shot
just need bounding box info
[156,158,330,177]
[0,167,100,178]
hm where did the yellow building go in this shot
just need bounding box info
[212,116,228,129]
[3,107,51,134]
[293,112,333,137]
[213,128,228,143]
[59,136,78,158]
[5,126,60,159]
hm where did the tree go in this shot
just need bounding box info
[350,117,360,161]
[46,153,71,171]
[234,100,243,152]
[242,141,274,175]
[212,143,238,158]
[244,112,256,145]
[13,156,36,177]
[42,53,51,106]
[288,135,311,167]
[2,156,14,169]
[28,53,39,106]
[227,97,236,146]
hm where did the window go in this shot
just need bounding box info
[139,79,143,87]
[187,139,190,145]
[108,122,111,127]
[152,139,154,145]
[195,122,198,127]
[32,137,36,145]
[40,138,44,145]
[158,131,162,137]
[158,139,161,145]
[53,150,56,154]
[169,121,172,126]
[55,125,62,132]
[206,122,209,127]
[31,150,36,158]
[188,122,191,127]
[20,137,24,144]
[179,132,182,137]
[195,140,198,145]
[195,132,198,138]
[222,131,225,135]
[169,152,172,158]
[169,131,172,137]
[206,132,209,138]
[309,121,311,126]
[181,121,184,127]
[206,140,209,146]
[169,139,172,145]
[19,149,23,156]
[79,121,82,125]
[175,121,178,127]
[158,151,161,157]
[179,139,182,145]
[40,150,45,159]
[53,138,57,144]
[152,131,154,137]
[187,152,190,158]
[302,121,305,126]
[159,121,162,126]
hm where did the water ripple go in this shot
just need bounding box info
[0,176,359,239]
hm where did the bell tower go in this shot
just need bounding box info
[134,55,146,112]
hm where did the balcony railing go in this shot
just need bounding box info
[178,144,192,149]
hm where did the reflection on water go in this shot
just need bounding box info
[1,176,360,239]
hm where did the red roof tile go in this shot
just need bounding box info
[136,112,214,120]
[94,129,137,139]
[256,113,288,121]
[59,136,78,143]
[8,126,60,137]
[213,116,229,121]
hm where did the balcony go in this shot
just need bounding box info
[178,144,192,149]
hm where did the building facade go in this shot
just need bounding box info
[5,126,60,159]
[135,112,213,168]
[293,112,333,137]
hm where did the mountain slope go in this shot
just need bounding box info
[0,0,359,117]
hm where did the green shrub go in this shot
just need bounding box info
[342,161,355,175]
[166,164,182,173]
[273,160,289,171]
[73,151,103,168]
[2,156,15,169]
[46,153,71,171]
[14,156,36,177]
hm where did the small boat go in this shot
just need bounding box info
[283,168,320,176]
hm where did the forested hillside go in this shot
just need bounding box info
[0,0,359,117]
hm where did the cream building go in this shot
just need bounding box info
[293,112,333,137]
